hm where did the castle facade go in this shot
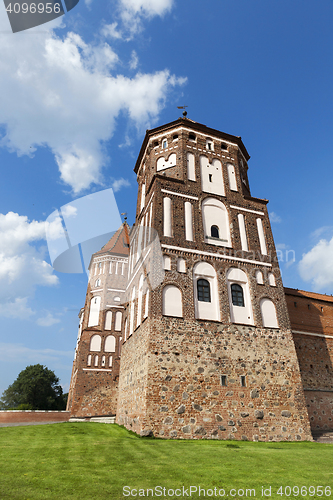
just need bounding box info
[67,117,333,441]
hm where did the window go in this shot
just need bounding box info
[87,354,92,366]
[202,197,231,247]
[88,296,101,327]
[109,356,113,367]
[221,375,227,386]
[197,279,211,302]
[256,270,264,285]
[189,133,196,141]
[153,141,158,148]
[101,356,106,367]
[206,138,214,151]
[94,355,98,367]
[200,156,225,196]
[193,262,220,321]
[104,310,112,330]
[241,376,246,387]
[163,255,171,270]
[268,273,276,286]
[90,334,102,352]
[105,335,116,352]
[162,138,167,149]
[162,285,183,317]
[187,152,196,181]
[226,268,254,325]
[177,258,186,273]
[95,278,101,287]
[260,298,279,328]
[115,311,122,331]
[211,225,219,238]
[231,284,245,307]
[173,134,178,141]
[221,143,228,151]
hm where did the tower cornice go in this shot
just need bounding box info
[134,118,250,174]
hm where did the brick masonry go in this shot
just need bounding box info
[68,118,332,439]
[0,411,70,424]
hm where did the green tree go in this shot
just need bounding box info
[0,364,66,410]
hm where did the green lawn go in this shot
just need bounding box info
[0,423,332,500]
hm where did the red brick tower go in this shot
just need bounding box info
[116,117,313,441]
[67,222,130,417]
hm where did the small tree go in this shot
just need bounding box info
[0,364,66,410]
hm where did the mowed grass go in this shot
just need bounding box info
[0,424,332,500]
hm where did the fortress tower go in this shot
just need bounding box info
[67,223,129,417]
[68,117,313,441]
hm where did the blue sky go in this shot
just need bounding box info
[1,0,333,396]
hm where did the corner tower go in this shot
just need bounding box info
[116,117,312,441]
[67,222,130,417]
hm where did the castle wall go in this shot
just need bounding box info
[117,316,312,441]
[285,289,333,432]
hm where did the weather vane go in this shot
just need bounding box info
[177,105,188,117]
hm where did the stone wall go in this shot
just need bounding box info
[118,316,312,441]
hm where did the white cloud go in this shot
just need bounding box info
[0,7,185,194]
[129,50,139,69]
[0,212,59,318]
[270,212,282,223]
[112,178,130,192]
[37,313,61,327]
[299,236,333,290]
[101,22,123,40]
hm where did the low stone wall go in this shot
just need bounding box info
[0,411,70,424]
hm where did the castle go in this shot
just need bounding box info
[66,117,333,441]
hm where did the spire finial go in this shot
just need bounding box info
[177,105,188,118]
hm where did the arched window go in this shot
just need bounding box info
[187,152,196,181]
[104,310,112,330]
[162,285,183,317]
[95,278,101,287]
[202,198,231,247]
[162,138,167,149]
[177,258,186,273]
[260,298,279,328]
[197,279,211,302]
[226,268,254,325]
[193,262,220,321]
[88,296,101,327]
[163,255,171,270]
[157,153,176,172]
[268,273,276,286]
[94,355,98,367]
[227,163,238,191]
[231,284,245,307]
[211,225,219,238]
[256,270,264,285]
[163,197,172,237]
[109,356,113,367]
[200,156,225,196]
[87,354,92,366]
[90,334,101,352]
[105,335,116,352]
[115,311,122,331]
